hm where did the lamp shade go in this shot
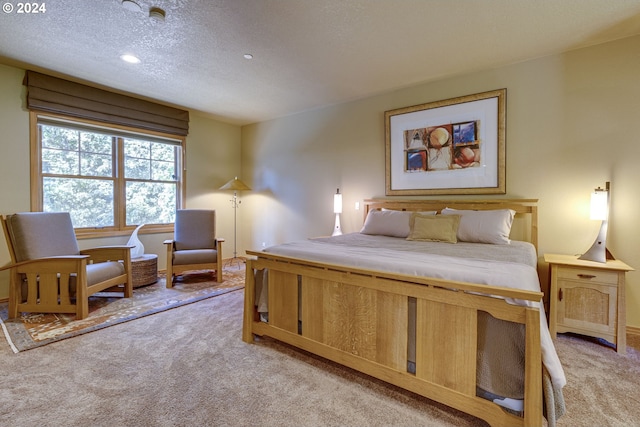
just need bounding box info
[590,189,608,220]
[219,176,251,191]
[334,189,342,214]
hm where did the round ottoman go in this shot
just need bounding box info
[131,254,158,288]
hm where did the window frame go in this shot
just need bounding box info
[30,112,186,239]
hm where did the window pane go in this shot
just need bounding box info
[80,132,112,177]
[42,147,79,175]
[125,138,152,179]
[41,125,79,151]
[43,177,114,228]
[125,157,151,180]
[81,152,113,177]
[153,143,175,161]
[153,159,176,181]
[124,139,177,181]
[80,132,112,154]
[124,138,151,157]
[126,181,176,225]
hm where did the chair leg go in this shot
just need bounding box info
[76,297,89,320]
[166,263,174,288]
[8,279,19,319]
[216,240,223,283]
[123,280,133,298]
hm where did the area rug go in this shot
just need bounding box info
[0,268,245,353]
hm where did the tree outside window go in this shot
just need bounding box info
[35,117,184,235]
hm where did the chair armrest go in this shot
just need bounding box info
[80,246,131,263]
[0,255,89,273]
[216,238,225,243]
[163,239,174,245]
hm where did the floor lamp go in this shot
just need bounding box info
[219,176,251,267]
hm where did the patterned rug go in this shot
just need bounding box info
[0,268,245,353]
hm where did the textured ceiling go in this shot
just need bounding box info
[2,0,640,125]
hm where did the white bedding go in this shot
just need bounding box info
[262,233,566,390]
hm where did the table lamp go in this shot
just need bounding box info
[332,188,343,236]
[578,181,613,263]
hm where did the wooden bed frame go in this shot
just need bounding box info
[242,199,545,426]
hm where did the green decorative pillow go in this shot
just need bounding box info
[406,213,461,243]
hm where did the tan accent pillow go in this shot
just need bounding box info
[406,213,460,243]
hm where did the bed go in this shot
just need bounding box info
[242,199,566,426]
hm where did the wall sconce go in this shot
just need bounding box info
[578,181,613,263]
[332,188,343,236]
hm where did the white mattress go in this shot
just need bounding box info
[262,233,566,390]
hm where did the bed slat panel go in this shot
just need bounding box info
[375,291,408,370]
[415,299,477,395]
[268,270,298,333]
[302,279,408,370]
[301,276,324,341]
[323,282,377,360]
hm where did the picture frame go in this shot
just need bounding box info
[385,89,506,196]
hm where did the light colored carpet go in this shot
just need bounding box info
[0,287,639,426]
[0,269,244,352]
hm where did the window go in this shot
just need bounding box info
[32,113,185,237]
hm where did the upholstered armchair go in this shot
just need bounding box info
[1,212,133,320]
[164,209,224,287]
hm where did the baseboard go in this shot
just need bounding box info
[627,325,640,337]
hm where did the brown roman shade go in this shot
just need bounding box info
[24,70,189,136]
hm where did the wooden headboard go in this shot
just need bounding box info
[363,198,538,251]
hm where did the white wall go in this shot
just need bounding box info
[241,35,640,327]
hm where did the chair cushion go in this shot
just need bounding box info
[6,212,80,262]
[85,261,126,286]
[173,249,218,266]
[174,209,216,251]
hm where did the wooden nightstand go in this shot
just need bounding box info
[544,254,634,354]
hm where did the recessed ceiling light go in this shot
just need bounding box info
[244,54,254,60]
[120,54,141,64]
[121,0,142,12]
[149,7,166,22]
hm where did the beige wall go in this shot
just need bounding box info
[0,63,243,299]
[241,35,640,327]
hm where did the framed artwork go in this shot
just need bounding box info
[385,89,506,195]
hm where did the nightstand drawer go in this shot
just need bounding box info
[556,266,618,285]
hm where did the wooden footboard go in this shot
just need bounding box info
[243,251,544,427]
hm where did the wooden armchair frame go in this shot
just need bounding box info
[163,209,224,287]
[1,215,133,320]
[164,238,224,286]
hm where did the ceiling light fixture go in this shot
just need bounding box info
[149,7,166,22]
[120,54,141,64]
[243,54,254,60]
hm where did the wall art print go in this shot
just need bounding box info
[385,89,506,195]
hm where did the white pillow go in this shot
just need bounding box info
[440,208,515,244]
[361,210,435,237]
